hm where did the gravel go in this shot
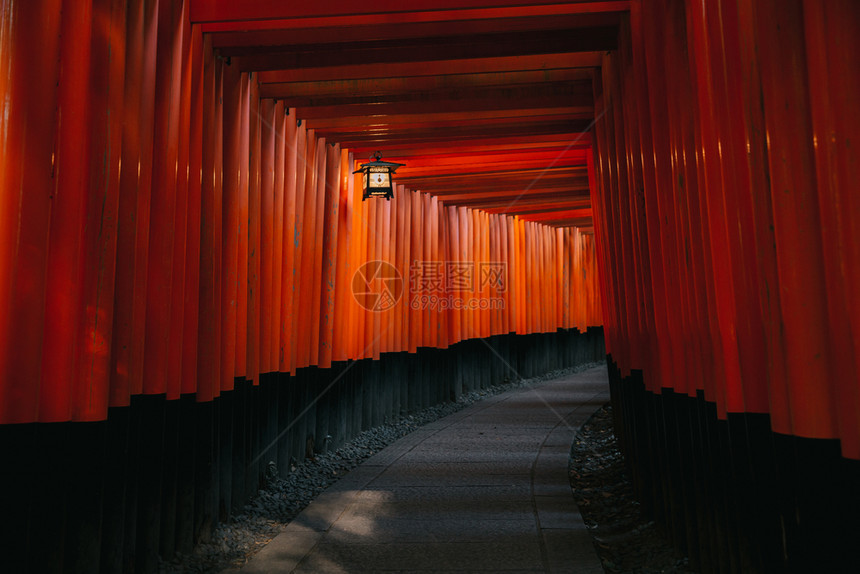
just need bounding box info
[159,361,606,573]
[569,403,695,573]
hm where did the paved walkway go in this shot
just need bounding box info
[229,365,609,573]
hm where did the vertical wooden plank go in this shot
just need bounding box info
[392,186,406,354]
[754,0,835,439]
[319,143,341,369]
[143,0,183,395]
[367,196,381,359]
[181,22,203,394]
[356,173,370,358]
[447,206,461,345]
[295,130,317,369]
[332,149,352,362]
[456,206,468,341]
[197,35,221,402]
[281,111,300,374]
[399,185,412,352]
[384,194,396,353]
[219,61,241,393]
[129,0,159,397]
[310,138,328,366]
[346,158,363,359]
[75,0,128,418]
[803,0,860,458]
[410,193,424,352]
[0,0,62,422]
[259,98,276,375]
[237,72,253,381]
[38,0,93,421]
[166,0,191,399]
[110,0,147,407]
[246,77,261,384]
[271,101,286,371]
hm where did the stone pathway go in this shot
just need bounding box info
[226,366,609,573]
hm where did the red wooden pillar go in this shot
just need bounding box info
[281,111,300,374]
[259,98,276,375]
[332,149,353,362]
[219,62,242,392]
[245,77,261,384]
[110,0,145,406]
[270,102,285,371]
[166,0,191,398]
[236,72,251,380]
[309,137,328,366]
[181,22,203,394]
[319,142,341,369]
[73,0,128,417]
[197,35,222,402]
[143,0,183,395]
[754,0,835,440]
[37,0,93,421]
[803,0,860,458]
[295,131,317,368]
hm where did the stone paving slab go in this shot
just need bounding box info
[228,365,609,573]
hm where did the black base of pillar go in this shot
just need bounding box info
[607,354,860,573]
[0,327,604,573]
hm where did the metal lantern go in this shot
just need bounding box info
[353,151,404,201]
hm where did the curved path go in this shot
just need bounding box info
[229,365,609,573]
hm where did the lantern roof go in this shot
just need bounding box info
[353,152,405,174]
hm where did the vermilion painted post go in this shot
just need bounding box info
[482,210,491,338]
[601,54,632,377]
[505,216,516,335]
[418,194,430,348]
[197,35,221,402]
[399,185,412,352]
[437,201,450,349]
[380,191,393,354]
[368,194,382,360]
[349,165,364,359]
[219,61,242,393]
[446,206,461,345]
[755,0,835,441]
[259,98,276,375]
[428,196,440,348]
[804,0,860,458]
[318,142,341,369]
[309,138,328,366]
[75,0,128,418]
[588,82,615,362]
[128,0,159,397]
[331,149,352,362]
[391,184,405,354]
[110,0,146,407]
[459,206,469,341]
[296,130,317,369]
[640,6,685,393]
[38,0,93,421]
[619,20,652,379]
[181,23,203,395]
[166,0,191,399]
[143,0,182,395]
[661,0,700,398]
[489,215,500,335]
[270,101,286,370]
[237,72,253,381]
[357,173,372,357]
[281,112,300,374]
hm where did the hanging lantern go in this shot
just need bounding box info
[353,151,405,201]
